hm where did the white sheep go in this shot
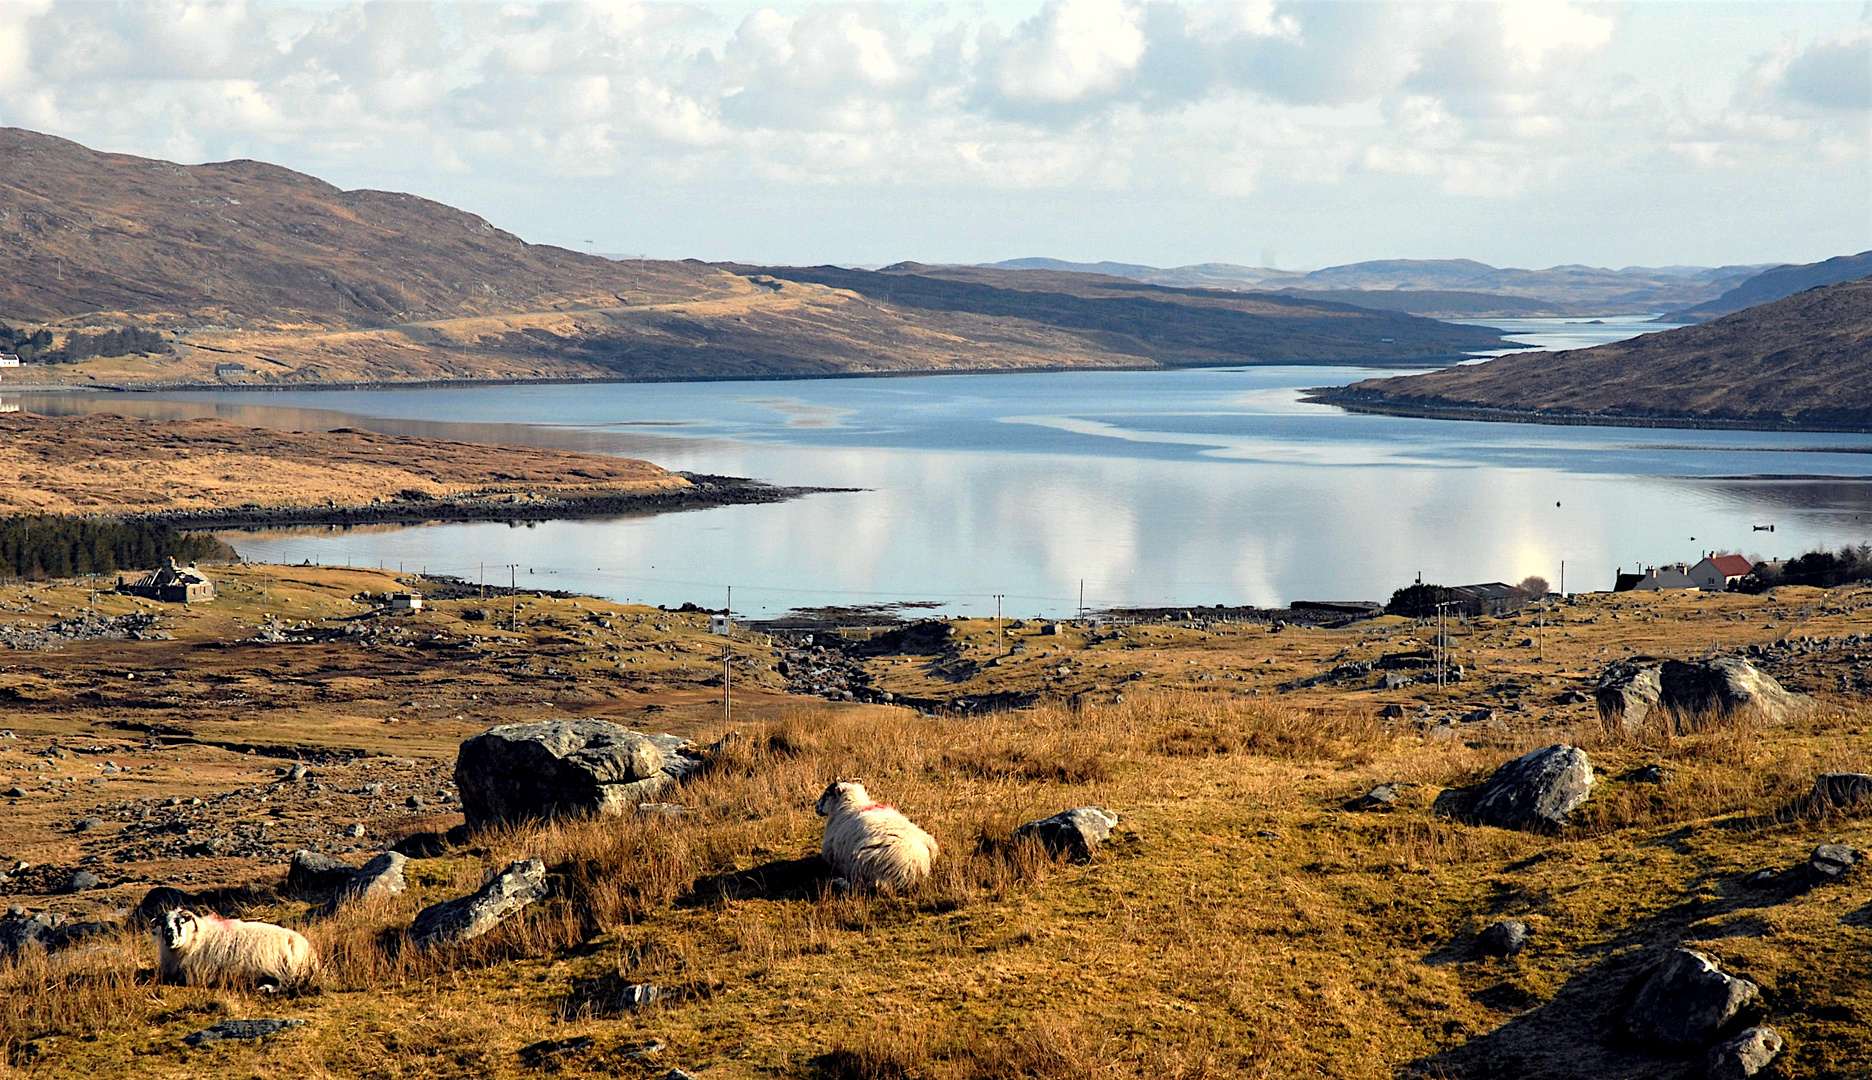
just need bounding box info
[815,780,939,891]
[154,908,319,989]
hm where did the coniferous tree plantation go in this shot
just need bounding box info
[0,515,229,580]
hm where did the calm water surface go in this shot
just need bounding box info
[18,316,1872,618]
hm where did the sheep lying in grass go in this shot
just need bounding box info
[815,780,939,891]
[154,908,319,989]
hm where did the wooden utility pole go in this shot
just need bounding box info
[994,594,1005,654]
[723,586,732,723]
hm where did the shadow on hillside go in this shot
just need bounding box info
[1402,863,1799,1079]
[681,854,832,906]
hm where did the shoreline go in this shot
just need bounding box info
[1304,389,1872,435]
[129,474,853,533]
[5,354,1481,396]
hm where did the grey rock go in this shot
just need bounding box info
[405,794,424,809]
[454,720,703,829]
[66,870,101,892]
[336,851,408,904]
[0,912,57,960]
[1465,745,1594,831]
[4,786,25,799]
[285,764,309,782]
[1620,948,1760,1050]
[391,831,450,858]
[1808,843,1860,883]
[1595,661,1663,733]
[1811,772,1872,812]
[1381,672,1414,690]
[1459,707,1498,725]
[1347,784,1399,811]
[344,823,366,839]
[1706,1026,1783,1080]
[624,1040,667,1060]
[75,817,103,832]
[1597,657,1800,734]
[636,802,692,820]
[411,858,548,948]
[284,850,356,899]
[662,1071,700,1080]
[1621,764,1674,785]
[1478,919,1530,957]
[182,1019,305,1046]
[1378,703,1405,719]
[1015,806,1120,861]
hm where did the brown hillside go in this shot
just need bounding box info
[1316,276,1872,431]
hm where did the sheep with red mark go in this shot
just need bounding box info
[815,780,939,891]
[154,908,319,989]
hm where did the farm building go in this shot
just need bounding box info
[118,558,215,603]
[1688,554,1753,591]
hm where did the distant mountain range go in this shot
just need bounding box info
[988,257,1772,316]
[1661,251,1872,322]
[0,128,1512,387]
[1311,275,1872,431]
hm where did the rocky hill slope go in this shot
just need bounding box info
[1311,276,1872,431]
[0,128,1510,387]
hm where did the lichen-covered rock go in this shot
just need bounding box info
[1706,1026,1783,1080]
[1620,948,1759,1050]
[455,720,703,829]
[284,850,357,899]
[336,851,408,904]
[1597,657,1799,734]
[1596,661,1664,733]
[0,911,57,961]
[182,1019,305,1047]
[411,858,548,949]
[1466,745,1594,831]
[1807,843,1860,884]
[1015,807,1119,861]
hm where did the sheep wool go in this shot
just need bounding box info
[155,908,319,988]
[815,781,939,891]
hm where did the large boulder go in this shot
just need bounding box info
[1620,948,1760,1051]
[1597,657,1799,734]
[411,858,548,949]
[1706,1026,1783,1080]
[455,721,704,829]
[1464,745,1594,831]
[284,850,358,900]
[1595,661,1663,733]
[0,911,58,961]
[336,852,408,904]
[1014,807,1119,861]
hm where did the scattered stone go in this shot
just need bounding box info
[285,850,357,899]
[1620,764,1674,785]
[411,858,548,948]
[344,823,366,839]
[74,817,104,832]
[4,786,25,799]
[1810,772,1872,812]
[1377,703,1405,719]
[1807,843,1860,884]
[66,870,101,893]
[614,983,666,1010]
[336,851,408,904]
[1014,807,1120,861]
[1555,688,1590,705]
[1255,829,1279,838]
[1706,1026,1783,1080]
[1742,869,1781,888]
[636,802,692,820]
[624,1040,667,1060]
[1458,707,1498,725]
[1381,672,1414,690]
[182,1019,305,1047]
[0,911,57,960]
[285,764,309,782]
[1458,745,1594,832]
[405,794,424,809]
[1478,920,1530,957]
[1347,784,1399,811]
[519,1036,593,1065]
[1620,948,1760,1051]
[454,720,704,829]
[662,1070,700,1080]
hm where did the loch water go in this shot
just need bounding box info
[18,316,1872,618]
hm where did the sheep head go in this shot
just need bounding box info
[157,908,201,952]
[816,780,869,817]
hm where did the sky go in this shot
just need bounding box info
[0,0,1866,270]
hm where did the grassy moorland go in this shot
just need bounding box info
[0,568,1869,1078]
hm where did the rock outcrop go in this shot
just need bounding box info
[1620,948,1759,1051]
[411,858,548,949]
[1015,807,1120,861]
[1706,1026,1783,1080]
[1597,657,1799,733]
[455,721,704,829]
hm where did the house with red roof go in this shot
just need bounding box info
[1688,554,1753,591]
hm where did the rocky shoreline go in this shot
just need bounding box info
[127,474,851,532]
[1305,388,1872,434]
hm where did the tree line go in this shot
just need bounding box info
[0,323,170,364]
[0,515,231,580]
[1736,545,1872,593]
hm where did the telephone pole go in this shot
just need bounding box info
[994,594,1005,654]
[506,564,518,592]
[723,586,733,724]
[1078,579,1085,623]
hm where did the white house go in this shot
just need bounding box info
[1628,564,1698,591]
[1688,554,1753,591]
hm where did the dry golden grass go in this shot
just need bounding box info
[3,687,1868,1079]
